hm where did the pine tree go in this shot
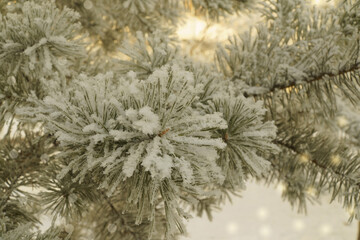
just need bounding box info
[1,0,360,239]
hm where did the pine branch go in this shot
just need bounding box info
[1,174,22,206]
[273,139,352,184]
[244,62,360,98]
[99,191,141,240]
[272,131,360,222]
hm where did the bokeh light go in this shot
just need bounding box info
[293,219,305,232]
[257,207,269,220]
[259,225,272,238]
[226,222,239,235]
[320,224,332,235]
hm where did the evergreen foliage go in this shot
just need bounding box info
[1,0,360,239]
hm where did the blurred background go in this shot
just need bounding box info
[180,181,357,240]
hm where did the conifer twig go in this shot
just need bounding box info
[244,62,360,97]
[99,190,140,240]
